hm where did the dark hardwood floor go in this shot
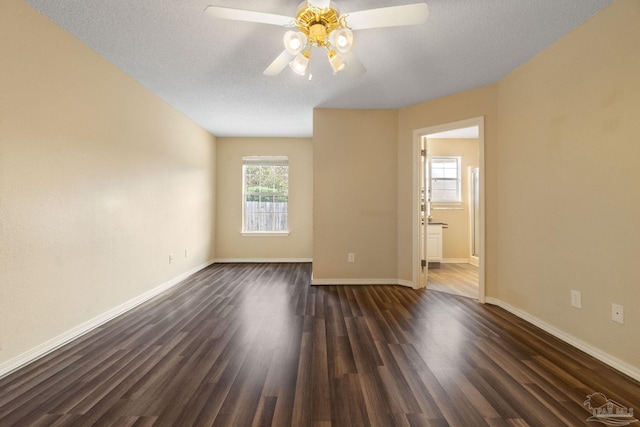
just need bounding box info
[427,263,479,300]
[1,263,639,426]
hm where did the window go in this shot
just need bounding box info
[242,156,289,234]
[431,156,461,203]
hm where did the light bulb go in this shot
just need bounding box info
[329,27,353,53]
[289,38,301,50]
[283,31,307,55]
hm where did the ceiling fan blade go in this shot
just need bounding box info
[205,6,295,27]
[308,0,331,10]
[264,50,295,76]
[345,3,429,30]
[340,51,366,78]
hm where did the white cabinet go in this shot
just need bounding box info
[426,224,443,262]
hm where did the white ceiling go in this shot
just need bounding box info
[24,0,612,138]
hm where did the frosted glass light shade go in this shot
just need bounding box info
[328,51,345,74]
[289,52,309,75]
[284,31,307,55]
[329,27,353,53]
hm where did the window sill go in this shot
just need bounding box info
[241,231,290,237]
[432,202,463,210]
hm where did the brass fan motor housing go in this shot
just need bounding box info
[295,1,342,47]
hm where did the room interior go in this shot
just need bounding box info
[2,0,640,421]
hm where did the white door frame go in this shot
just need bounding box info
[469,166,480,267]
[412,116,486,303]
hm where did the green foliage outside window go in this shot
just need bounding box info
[244,165,288,202]
[243,161,288,232]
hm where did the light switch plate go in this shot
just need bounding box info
[571,290,582,309]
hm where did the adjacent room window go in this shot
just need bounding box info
[431,156,461,203]
[242,156,289,234]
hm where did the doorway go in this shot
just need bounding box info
[413,117,485,303]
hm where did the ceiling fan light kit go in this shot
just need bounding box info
[205,0,428,77]
[283,1,353,76]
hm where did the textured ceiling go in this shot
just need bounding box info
[24,0,612,137]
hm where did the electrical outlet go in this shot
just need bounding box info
[570,290,582,309]
[612,303,624,324]
[169,254,173,264]
[348,252,355,263]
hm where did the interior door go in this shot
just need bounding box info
[420,137,430,287]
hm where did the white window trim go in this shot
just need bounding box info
[430,156,462,204]
[241,231,290,237]
[242,156,289,234]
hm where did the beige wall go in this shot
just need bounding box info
[215,138,313,260]
[428,138,479,260]
[496,0,640,368]
[0,0,216,366]
[313,109,399,283]
[312,88,498,287]
[398,85,499,289]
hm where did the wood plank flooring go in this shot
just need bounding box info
[427,263,479,300]
[1,263,639,426]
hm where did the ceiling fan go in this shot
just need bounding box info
[205,1,428,77]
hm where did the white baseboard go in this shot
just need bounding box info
[442,258,470,264]
[214,258,312,263]
[397,279,416,288]
[311,277,414,288]
[0,260,215,380]
[485,297,640,382]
